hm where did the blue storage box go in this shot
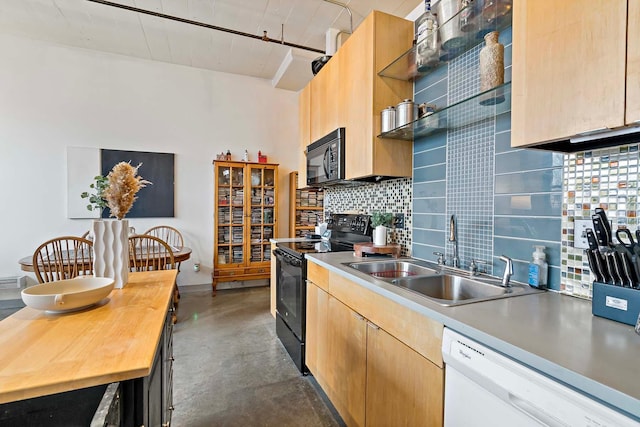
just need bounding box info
[592,282,640,326]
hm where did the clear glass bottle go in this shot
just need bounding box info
[416,0,439,72]
[482,0,512,30]
[459,0,478,33]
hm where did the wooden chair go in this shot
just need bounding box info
[32,236,94,283]
[143,225,184,302]
[143,226,184,251]
[129,235,176,272]
[129,235,179,323]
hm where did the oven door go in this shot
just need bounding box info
[274,248,305,340]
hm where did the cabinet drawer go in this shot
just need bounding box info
[307,261,329,291]
[214,269,240,277]
[329,271,443,367]
[244,267,269,275]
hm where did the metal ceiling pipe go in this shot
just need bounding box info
[85,0,325,54]
[323,0,353,34]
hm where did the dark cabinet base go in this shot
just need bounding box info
[0,385,108,427]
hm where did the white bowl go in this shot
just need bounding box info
[21,277,115,313]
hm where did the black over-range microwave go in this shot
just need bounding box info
[306,128,345,187]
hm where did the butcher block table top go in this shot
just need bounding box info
[0,270,177,404]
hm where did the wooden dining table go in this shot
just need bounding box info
[18,246,192,272]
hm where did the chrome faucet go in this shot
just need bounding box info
[499,255,513,287]
[449,215,460,268]
[433,251,446,265]
[469,259,491,276]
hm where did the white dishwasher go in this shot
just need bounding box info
[442,328,639,427]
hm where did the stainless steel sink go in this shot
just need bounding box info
[346,260,438,280]
[344,259,542,306]
[391,275,542,306]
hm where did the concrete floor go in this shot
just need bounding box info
[171,286,342,427]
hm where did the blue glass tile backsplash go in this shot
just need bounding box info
[412,27,564,289]
[317,24,640,298]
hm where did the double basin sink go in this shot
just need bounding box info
[344,259,542,306]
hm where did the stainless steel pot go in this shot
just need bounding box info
[381,106,396,133]
[396,99,418,127]
[434,0,466,52]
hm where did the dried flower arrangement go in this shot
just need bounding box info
[81,162,151,220]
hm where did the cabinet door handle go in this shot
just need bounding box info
[352,312,365,321]
[367,322,380,330]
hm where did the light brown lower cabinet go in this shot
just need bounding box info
[366,322,444,427]
[326,296,367,427]
[306,281,329,387]
[306,269,444,427]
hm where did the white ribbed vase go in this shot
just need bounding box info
[92,219,129,289]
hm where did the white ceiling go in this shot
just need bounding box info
[0,0,418,91]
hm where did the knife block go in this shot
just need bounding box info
[592,282,640,325]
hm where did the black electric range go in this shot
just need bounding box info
[276,213,374,258]
[274,213,373,373]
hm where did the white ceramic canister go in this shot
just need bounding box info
[373,225,387,246]
[396,99,418,127]
[381,106,396,133]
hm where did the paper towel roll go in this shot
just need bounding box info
[315,222,328,236]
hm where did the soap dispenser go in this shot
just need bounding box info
[528,245,548,289]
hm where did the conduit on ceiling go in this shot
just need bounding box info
[85,0,326,55]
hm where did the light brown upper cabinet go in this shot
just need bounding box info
[341,11,414,180]
[298,84,311,189]
[512,0,637,149]
[300,10,413,182]
[310,55,342,144]
[627,0,640,124]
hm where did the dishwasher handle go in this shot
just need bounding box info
[508,393,564,427]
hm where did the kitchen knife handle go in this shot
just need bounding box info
[594,208,612,245]
[605,252,621,285]
[586,250,604,283]
[620,252,637,288]
[593,250,611,284]
[585,228,599,250]
[591,215,608,247]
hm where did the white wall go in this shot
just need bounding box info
[0,33,299,286]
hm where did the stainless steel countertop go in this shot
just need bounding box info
[306,252,640,421]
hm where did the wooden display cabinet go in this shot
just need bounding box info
[289,171,324,238]
[212,160,278,295]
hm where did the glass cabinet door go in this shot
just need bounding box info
[248,165,276,262]
[216,164,245,265]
